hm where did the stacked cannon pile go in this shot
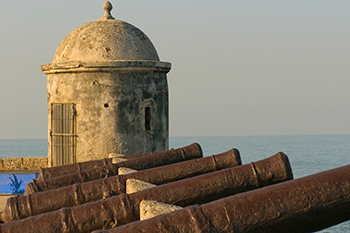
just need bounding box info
[0,143,350,233]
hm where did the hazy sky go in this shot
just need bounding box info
[1,1,350,139]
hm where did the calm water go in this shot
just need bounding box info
[1,135,350,232]
[0,139,47,158]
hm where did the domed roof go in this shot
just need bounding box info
[52,2,159,63]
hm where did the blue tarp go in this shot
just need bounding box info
[0,173,38,194]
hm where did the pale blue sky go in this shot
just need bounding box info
[1,1,350,139]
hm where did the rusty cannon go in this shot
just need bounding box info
[34,151,147,182]
[0,148,242,222]
[97,163,350,233]
[0,152,293,233]
[25,143,203,194]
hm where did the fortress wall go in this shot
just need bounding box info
[0,158,48,171]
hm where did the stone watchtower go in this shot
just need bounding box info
[41,2,171,167]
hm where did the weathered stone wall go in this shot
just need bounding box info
[46,68,169,164]
[0,158,48,171]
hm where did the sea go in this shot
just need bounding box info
[1,135,350,232]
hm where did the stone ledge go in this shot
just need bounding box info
[41,60,172,74]
[0,157,48,171]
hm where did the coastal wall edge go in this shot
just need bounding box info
[0,158,48,171]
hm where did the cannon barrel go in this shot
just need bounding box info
[24,143,202,194]
[0,152,293,233]
[34,152,147,182]
[97,163,350,233]
[35,158,112,182]
[0,149,241,222]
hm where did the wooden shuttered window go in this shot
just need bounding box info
[51,103,76,166]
